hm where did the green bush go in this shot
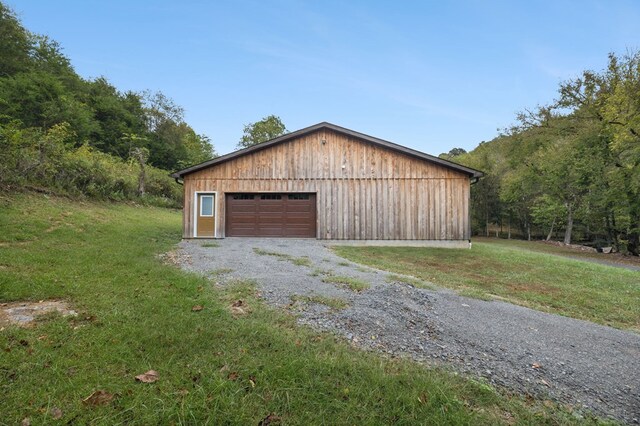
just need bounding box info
[0,121,182,207]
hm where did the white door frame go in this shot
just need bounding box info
[193,191,218,238]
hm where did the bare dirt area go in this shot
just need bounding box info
[176,238,640,424]
[0,300,77,328]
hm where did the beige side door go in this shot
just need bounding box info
[196,193,215,237]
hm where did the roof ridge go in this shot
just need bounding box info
[171,122,483,178]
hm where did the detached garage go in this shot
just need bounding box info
[172,122,483,246]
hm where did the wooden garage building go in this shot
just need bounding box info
[171,122,483,246]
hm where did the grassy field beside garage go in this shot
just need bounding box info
[0,193,609,424]
[333,240,640,332]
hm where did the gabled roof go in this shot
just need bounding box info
[171,122,484,179]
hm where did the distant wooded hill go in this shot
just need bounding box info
[0,2,214,205]
[452,52,640,255]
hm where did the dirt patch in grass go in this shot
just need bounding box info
[158,250,192,266]
[507,282,561,295]
[0,300,77,328]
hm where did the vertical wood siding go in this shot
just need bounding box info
[182,129,471,240]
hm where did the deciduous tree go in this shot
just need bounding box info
[237,115,287,149]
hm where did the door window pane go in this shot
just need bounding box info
[232,194,255,200]
[200,195,214,216]
[288,194,310,200]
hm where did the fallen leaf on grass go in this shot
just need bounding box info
[258,413,281,425]
[249,375,256,388]
[50,407,62,420]
[418,392,429,404]
[135,370,159,383]
[21,418,30,426]
[227,372,239,381]
[82,390,114,406]
[230,300,247,315]
[192,305,204,312]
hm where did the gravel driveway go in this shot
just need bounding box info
[176,238,640,424]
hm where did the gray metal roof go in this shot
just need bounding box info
[171,122,484,179]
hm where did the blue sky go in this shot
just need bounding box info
[8,0,640,156]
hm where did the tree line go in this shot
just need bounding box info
[454,52,640,255]
[0,2,214,205]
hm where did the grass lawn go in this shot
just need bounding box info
[0,193,606,424]
[473,237,640,269]
[334,241,640,331]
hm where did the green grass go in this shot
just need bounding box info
[309,267,332,277]
[474,237,640,268]
[334,242,640,331]
[290,294,349,310]
[200,242,220,248]
[253,248,312,267]
[321,274,370,292]
[0,193,608,424]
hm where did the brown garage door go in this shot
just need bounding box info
[225,193,316,238]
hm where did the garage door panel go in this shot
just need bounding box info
[257,205,285,213]
[230,229,259,237]
[228,205,257,213]
[229,217,256,225]
[226,193,316,238]
[285,205,313,213]
[286,228,313,237]
[233,200,257,212]
[256,218,285,224]
[285,217,313,225]
[256,227,286,236]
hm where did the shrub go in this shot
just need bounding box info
[0,121,181,207]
